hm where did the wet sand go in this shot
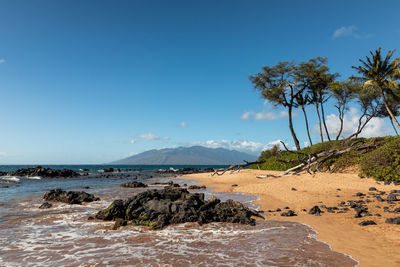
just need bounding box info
[183,169,400,267]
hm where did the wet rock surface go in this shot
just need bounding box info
[121,182,148,188]
[95,187,263,229]
[188,185,207,190]
[43,189,100,204]
[156,168,215,175]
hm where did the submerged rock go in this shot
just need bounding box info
[121,182,148,188]
[39,202,53,209]
[95,187,263,229]
[43,189,100,204]
[188,185,206,190]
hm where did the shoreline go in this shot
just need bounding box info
[182,169,400,267]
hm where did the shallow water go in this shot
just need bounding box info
[0,172,358,266]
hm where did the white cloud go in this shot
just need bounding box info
[187,139,285,155]
[0,59,5,64]
[333,25,357,39]
[240,110,288,121]
[313,107,392,138]
[179,121,187,128]
[139,132,169,141]
[129,139,138,144]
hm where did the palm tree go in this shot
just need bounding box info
[295,92,313,146]
[352,48,400,131]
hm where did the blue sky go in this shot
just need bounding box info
[0,0,399,164]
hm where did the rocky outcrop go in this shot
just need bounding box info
[156,168,215,175]
[43,189,100,204]
[188,185,206,190]
[7,166,79,178]
[95,187,263,229]
[386,217,400,224]
[121,182,148,188]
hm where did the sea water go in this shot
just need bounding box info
[0,166,358,266]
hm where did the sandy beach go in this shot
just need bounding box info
[183,169,400,267]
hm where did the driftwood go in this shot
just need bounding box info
[211,160,266,176]
[256,140,380,179]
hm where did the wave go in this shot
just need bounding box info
[24,176,41,180]
[0,176,20,182]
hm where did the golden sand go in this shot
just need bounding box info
[183,169,400,267]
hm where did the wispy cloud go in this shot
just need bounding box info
[0,152,15,158]
[179,121,187,128]
[129,139,138,144]
[0,59,5,64]
[139,132,169,141]
[333,25,358,39]
[332,25,373,39]
[240,110,288,121]
[186,139,285,155]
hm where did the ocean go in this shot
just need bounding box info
[0,165,358,266]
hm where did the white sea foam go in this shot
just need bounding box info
[0,176,20,182]
[25,176,41,180]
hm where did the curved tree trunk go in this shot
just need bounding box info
[288,106,301,151]
[320,101,331,141]
[336,107,344,140]
[315,103,324,142]
[301,105,313,146]
[380,88,400,131]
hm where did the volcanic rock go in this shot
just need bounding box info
[95,187,262,229]
[44,189,100,204]
[121,182,148,188]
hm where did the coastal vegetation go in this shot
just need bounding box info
[250,48,400,181]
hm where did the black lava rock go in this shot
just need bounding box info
[121,182,148,188]
[188,185,207,190]
[95,187,263,229]
[39,202,52,209]
[43,189,100,205]
[387,194,398,202]
[386,217,400,224]
[281,210,297,217]
[359,220,377,226]
[6,166,79,178]
[369,187,377,191]
[309,205,322,215]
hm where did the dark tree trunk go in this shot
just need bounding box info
[301,105,313,146]
[288,106,301,150]
[320,101,331,141]
[380,88,400,131]
[336,106,344,140]
[315,103,324,142]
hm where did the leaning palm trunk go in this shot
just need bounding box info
[301,105,313,146]
[288,106,301,150]
[315,103,324,142]
[320,101,331,141]
[380,88,400,131]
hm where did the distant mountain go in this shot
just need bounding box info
[110,146,258,165]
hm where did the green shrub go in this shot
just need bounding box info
[360,136,400,181]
